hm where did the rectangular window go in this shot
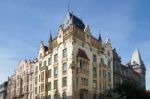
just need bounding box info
[35,87,37,94]
[48,69,51,78]
[41,72,44,81]
[35,66,38,74]
[54,80,58,89]
[54,54,58,62]
[41,84,44,92]
[93,67,97,77]
[35,77,37,85]
[101,58,104,65]
[108,61,111,68]
[39,62,42,69]
[54,67,58,76]
[39,85,40,93]
[93,80,97,89]
[93,54,97,62]
[48,58,51,65]
[30,84,32,91]
[43,60,47,66]
[62,77,67,87]
[47,82,51,91]
[108,72,111,81]
[103,69,106,78]
[62,63,67,72]
[47,95,51,99]
[63,48,67,58]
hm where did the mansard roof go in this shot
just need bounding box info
[131,49,144,66]
[63,12,85,30]
[77,49,89,60]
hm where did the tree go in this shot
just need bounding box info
[104,80,150,99]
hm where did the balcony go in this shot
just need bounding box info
[77,69,89,76]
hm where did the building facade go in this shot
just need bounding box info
[113,48,146,89]
[0,81,8,99]
[7,60,34,99]
[7,11,146,99]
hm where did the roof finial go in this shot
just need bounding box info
[98,31,102,41]
[49,30,52,43]
[67,4,70,12]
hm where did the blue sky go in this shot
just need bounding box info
[0,0,150,89]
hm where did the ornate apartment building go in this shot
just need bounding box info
[113,49,146,89]
[7,11,146,99]
[7,60,34,99]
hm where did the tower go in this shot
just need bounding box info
[130,49,146,75]
[130,49,146,89]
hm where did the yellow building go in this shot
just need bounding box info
[33,11,113,99]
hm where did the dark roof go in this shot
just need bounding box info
[44,46,48,52]
[77,49,89,60]
[63,12,85,30]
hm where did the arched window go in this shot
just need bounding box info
[62,92,66,99]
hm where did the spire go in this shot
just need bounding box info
[98,32,102,41]
[131,49,143,65]
[49,31,52,43]
[105,38,111,44]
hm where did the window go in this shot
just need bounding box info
[48,58,51,65]
[41,72,44,81]
[93,80,97,89]
[47,95,51,99]
[100,58,104,65]
[108,72,111,81]
[35,66,38,73]
[35,77,37,85]
[30,84,32,91]
[108,61,111,68]
[35,87,37,94]
[93,67,97,77]
[62,92,66,99]
[48,70,51,78]
[43,60,47,66]
[62,63,67,72]
[54,67,58,76]
[93,54,97,62]
[103,69,106,78]
[80,60,83,69]
[39,85,40,93]
[54,80,58,89]
[63,48,67,58]
[93,94,97,99]
[47,82,51,91]
[54,54,58,62]
[62,77,67,87]
[39,63,42,69]
[54,94,57,99]
[41,84,44,92]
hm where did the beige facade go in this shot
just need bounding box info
[7,11,146,99]
[7,60,34,99]
[32,12,113,99]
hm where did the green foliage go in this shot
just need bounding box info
[105,80,150,99]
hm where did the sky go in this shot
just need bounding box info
[0,0,150,89]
